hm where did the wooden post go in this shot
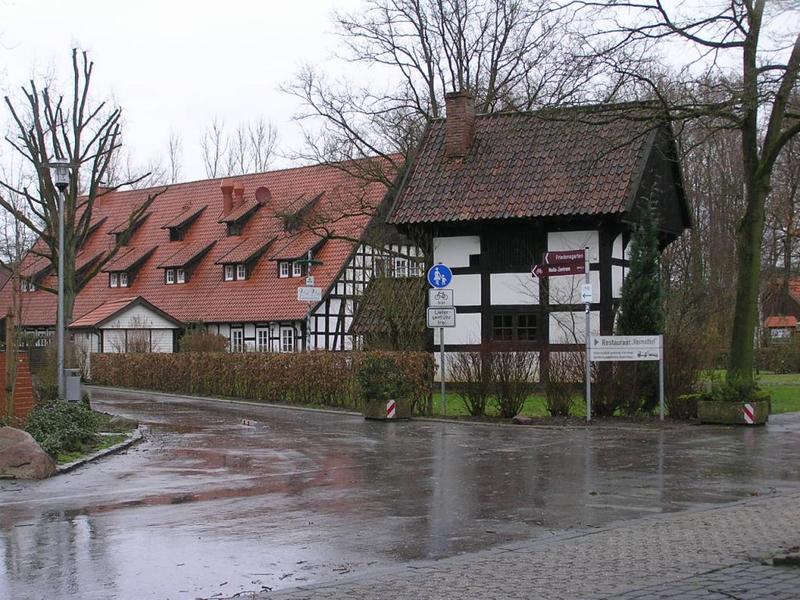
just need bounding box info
[5,310,16,421]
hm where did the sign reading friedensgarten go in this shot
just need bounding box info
[589,335,662,362]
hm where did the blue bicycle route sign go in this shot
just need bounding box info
[427,263,453,288]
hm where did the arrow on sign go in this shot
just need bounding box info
[531,263,585,278]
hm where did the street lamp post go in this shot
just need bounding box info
[47,160,71,401]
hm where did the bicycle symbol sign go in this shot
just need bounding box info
[427,263,453,289]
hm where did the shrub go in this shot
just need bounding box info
[706,377,770,404]
[356,354,409,402]
[492,352,538,418]
[24,400,102,457]
[179,329,229,353]
[665,333,705,399]
[669,393,700,420]
[545,352,581,417]
[449,351,493,416]
[591,362,623,417]
[90,351,434,413]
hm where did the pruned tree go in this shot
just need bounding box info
[167,131,183,184]
[0,49,164,323]
[564,0,800,383]
[285,0,609,181]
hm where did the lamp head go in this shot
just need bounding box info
[47,160,72,191]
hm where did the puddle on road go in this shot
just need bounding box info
[3,390,800,599]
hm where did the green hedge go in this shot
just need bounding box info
[90,351,434,412]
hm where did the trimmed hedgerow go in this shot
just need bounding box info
[91,351,434,412]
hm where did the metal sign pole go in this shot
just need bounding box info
[659,334,665,421]
[440,327,446,415]
[584,246,591,423]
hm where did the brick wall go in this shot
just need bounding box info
[0,352,36,423]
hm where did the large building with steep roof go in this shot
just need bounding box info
[388,92,690,374]
[0,158,423,353]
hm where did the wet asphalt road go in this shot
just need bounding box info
[1,387,800,600]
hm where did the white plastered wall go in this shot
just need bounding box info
[434,236,480,268]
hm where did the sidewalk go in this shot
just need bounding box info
[253,492,800,600]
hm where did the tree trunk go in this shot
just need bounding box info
[727,180,769,382]
[5,311,16,422]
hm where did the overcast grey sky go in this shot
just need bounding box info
[1,0,363,181]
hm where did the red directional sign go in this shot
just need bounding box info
[543,250,585,265]
[532,249,586,278]
[532,263,585,278]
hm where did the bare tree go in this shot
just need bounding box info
[285,0,609,180]
[201,117,278,178]
[167,131,182,184]
[0,49,164,323]
[201,117,228,179]
[564,0,800,383]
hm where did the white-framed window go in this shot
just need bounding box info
[230,329,244,352]
[236,264,247,280]
[166,269,175,284]
[109,273,119,288]
[280,327,295,353]
[176,268,186,284]
[256,329,269,352]
[292,261,303,277]
[279,262,289,278]
[224,265,235,281]
[409,261,423,277]
[394,257,408,277]
[119,272,129,287]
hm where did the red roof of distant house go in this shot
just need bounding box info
[388,103,673,224]
[70,296,181,329]
[765,315,797,329]
[0,157,395,327]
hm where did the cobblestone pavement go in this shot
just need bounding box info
[253,492,800,600]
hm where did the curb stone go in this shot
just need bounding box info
[56,427,143,474]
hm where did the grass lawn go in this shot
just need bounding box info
[428,371,800,418]
[57,432,128,464]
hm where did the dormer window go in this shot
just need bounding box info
[176,268,186,284]
[169,228,184,242]
[292,262,303,277]
[224,265,235,281]
[279,262,289,278]
[227,222,243,236]
[166,269,176,285]
[119,272,129,287]
[237,264,247,280]
[110,273,119,288]
[224,264,247,281]
[21,279,36,292]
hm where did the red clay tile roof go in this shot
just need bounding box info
[69,297,139,328]
[19,254,51,280]
[157,240,216,269]
[102,246,157,273]
[75,249,106,272]
[70,296,181,328]
[765,315,797,329]
[160,205,206,229]
[269,235,326,261]
[2,157,394,326]
[108,211,150,234]
[215,237,275,265]
[388,104,662,224]
[218,199,261,224]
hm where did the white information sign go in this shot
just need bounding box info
[297,287,322,302]
[305,275,315,286]
[581,283,593,304]
[590,335,662,362]
[427,307,456,328]
[429,288,454,307]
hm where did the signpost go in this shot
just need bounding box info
[297,287,322,302]
[532,247,593,422]
[427,263,453,415]
[590,334,665,420]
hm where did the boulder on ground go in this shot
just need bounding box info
[0,426,56,479]
[512,414,533,425]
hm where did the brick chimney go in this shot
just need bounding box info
[233,183,245,207]
[444,90,476,158]
[221,180,234,214]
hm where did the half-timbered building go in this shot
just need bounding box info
[0,158,422,353]
[387,92,691,376]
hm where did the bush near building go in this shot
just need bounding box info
[91,351,434,413]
